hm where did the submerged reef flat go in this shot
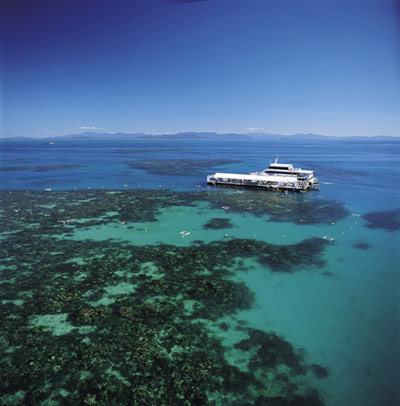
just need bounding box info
[0,164,85,172]
[193,190,349,225]
[126,159,240,176]
[0,189,349,236]
[0,191,332,405]
[362,208,400,231]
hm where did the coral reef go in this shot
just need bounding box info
[353,242,371,250]
[0,189,349,238]
[126,159,240,176]
[0,191,331,405]
[203,218,234,230]
[310,364,330,379]
[117,147,179,154]
[362,209,400,231]
[0,164,85,172]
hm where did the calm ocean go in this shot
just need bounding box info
[0,138,399,405]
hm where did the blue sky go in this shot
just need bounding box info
[2,0,400,137]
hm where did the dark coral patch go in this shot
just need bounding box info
[362,209,400,231]
[73,306,112,325]
[116,147,178,153]
[203,217,234,230]
[310,364,330,379]
[235,328,305,373]
[193,189,349,225]
[218,322,229,331]
[126,159,240,176]
[0,164,85,172]
[218,237,327,272]
[353,242,371,250]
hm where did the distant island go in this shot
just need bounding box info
[1,131,397,141]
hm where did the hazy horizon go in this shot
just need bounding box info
[1,130,399,140]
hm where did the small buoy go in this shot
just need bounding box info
[330,222,335,225]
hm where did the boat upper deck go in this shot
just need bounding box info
[263,163,313,175]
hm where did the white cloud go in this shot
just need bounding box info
[247,127,265,132]
[78,126,104,130]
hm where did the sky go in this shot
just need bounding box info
[1,0,400,138]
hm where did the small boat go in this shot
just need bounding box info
[44,142,54,145]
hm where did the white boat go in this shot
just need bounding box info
[207,157,318,192]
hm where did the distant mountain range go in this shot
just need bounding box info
[1,131,398,141]
[48,131,253,140]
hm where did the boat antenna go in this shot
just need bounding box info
[274,155,279,164]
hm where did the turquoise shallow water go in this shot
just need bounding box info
[0,139,399,405]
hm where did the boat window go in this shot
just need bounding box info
[269,165,290,170]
